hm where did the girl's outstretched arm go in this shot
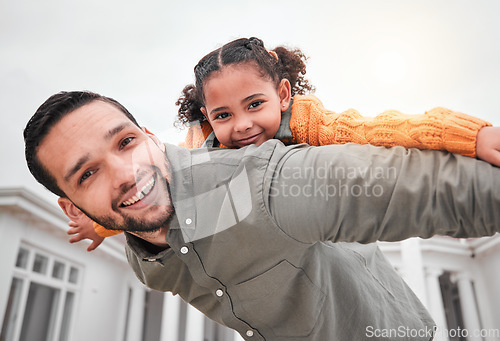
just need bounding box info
[290,95,496,162]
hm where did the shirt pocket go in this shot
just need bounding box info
[232,260,326,338]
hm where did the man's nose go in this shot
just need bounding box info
[108,154,138,190]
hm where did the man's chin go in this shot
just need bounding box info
[91,209,173,234]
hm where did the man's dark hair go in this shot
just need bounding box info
[24,91,140,197]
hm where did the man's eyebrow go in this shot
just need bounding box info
[105,122,132,141]
[64,154,90,183]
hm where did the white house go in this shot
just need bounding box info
[1,185,499,341]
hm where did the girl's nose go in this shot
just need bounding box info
[233,115,252,132]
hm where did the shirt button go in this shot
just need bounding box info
[246,330,254,337]
[215,289,224,297]
[180,246,189,254]
[185,218,192,225]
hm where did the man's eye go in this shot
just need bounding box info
[214,113,230,120]
[249,101,263,109]
[80,170,95,184]
[120,137,134,149]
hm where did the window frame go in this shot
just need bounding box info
[1,243,82,341]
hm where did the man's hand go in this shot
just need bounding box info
[67,219,105,252]
[476,126,500,166]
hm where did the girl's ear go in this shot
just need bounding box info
[278,79,292,112]
[200,107,209,121]
[58,197,90,224]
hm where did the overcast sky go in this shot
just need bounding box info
[1,0,500,203]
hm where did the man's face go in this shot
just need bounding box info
[37,100,173,233]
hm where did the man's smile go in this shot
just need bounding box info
[120,175,156,208]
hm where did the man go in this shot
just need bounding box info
[25,91,500,340]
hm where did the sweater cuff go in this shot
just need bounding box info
[93,221,123,237]
[434,108,492,157]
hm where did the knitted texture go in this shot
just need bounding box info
[290,95,490,156]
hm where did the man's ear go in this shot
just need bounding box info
[58,197,89,223]
[278,79,292,112]
[142,126,165,152]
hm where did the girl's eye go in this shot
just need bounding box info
[214,112,230,120]
[249,101,263,109]
[120,137,134,149]
[80,169,96,184]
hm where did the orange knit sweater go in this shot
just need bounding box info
[94,94,490,237]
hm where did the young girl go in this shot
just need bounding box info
[176,37,494,155]
[69,37,500,249]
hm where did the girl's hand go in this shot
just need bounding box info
[67,219,105,252]
[476,126,500,167]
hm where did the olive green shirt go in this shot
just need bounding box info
[125,141,500,340]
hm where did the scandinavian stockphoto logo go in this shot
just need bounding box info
[269,161,398,200]
[131,141,398,239]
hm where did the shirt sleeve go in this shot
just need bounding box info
[265,142,500,244]
[290,95,491,157]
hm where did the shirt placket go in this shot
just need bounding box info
[168,228,264,340]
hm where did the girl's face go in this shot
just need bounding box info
[201,63,291,148]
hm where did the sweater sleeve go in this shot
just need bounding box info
[179,121,214,149]
[94,221,123,237]
[289,95,491,157]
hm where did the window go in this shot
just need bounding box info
[439,271,466,341]
[1,244,81,341]
[142,290,164,341]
